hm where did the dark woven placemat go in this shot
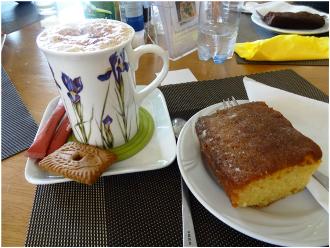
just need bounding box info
[25,69,328,247]
[1,68,38,160]
[25,179,108,247]
[236,13,330,66]
[235,54,329,66]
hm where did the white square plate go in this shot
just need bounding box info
[25,86,176,184]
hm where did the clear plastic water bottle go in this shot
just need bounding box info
[197,1,242,64]
[119,2,145,47]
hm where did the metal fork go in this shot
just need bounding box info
[222,96,238,108]
[313,170,329,191]
[223,96,328,211]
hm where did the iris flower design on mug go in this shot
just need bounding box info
[98,49,132,147]
[101,114,114,149]
[62,72,93,143]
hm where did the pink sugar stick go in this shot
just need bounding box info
[27,101,65,159]
[46,115,72,155]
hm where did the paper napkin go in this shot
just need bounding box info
[235,35,329,61]
[243,76,329,210]
[157,69,197,86]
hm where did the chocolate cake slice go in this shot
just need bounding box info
[262,11,325,29]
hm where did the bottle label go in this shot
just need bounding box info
[126,16,144,31]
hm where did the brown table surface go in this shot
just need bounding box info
[2,20,329,246]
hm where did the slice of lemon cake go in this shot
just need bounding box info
[195,102,322,208]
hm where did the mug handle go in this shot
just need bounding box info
[129,44,169,104]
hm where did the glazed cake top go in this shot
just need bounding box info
[195,101,322,187]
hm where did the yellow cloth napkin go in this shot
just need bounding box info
[235,35,329,61]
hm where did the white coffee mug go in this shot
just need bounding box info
[37,20,168,148]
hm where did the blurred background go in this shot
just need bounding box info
[2,1,329,60]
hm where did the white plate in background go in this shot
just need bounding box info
[251,12,329,35]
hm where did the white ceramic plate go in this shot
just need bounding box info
[177,100,329,247]
[251,12,329,35]
[25,86,176,184]
[241,2,259,14]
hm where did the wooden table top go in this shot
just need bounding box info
[2,20,328,246]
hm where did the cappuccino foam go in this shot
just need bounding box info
[38,19,134,52]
